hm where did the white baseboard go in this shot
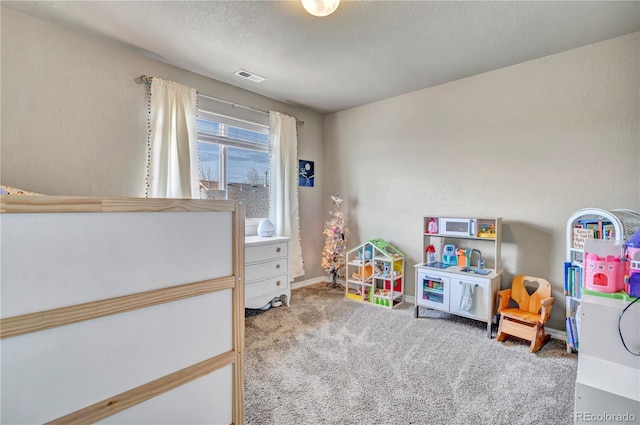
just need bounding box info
[291,276,330,290]
[545,327,565,340]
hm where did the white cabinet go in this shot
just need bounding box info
[416,271,450,311]
[449,276,491,320]
[245,236,290,309]
[574,294,640,422]
[415,266,500,338]
[415,215,503,338]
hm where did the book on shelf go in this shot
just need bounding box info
[569,266,574,297]
[575,303,581,338]
[574,219,615,245]
[571,316,579,350]
[564,262,582,298]
[601,223,615,240]
[572,266,582,298]
[566,316,576,347]
[573,227,594,249]
[564,262,571,294]
[564,296,581,350]
[566,316,579,350]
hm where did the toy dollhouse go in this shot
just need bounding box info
[583,252,624,293]
[345,238,405,308]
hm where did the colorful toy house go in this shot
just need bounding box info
[583,239,626,294]
[345,238,405,308]
[584,252,625,293]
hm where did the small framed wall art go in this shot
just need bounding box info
[299,160,314,187]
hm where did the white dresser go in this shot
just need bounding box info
[245,236,291,309]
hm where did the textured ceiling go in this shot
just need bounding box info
[4,1,640,114]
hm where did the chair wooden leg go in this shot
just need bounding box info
[530,326,550,353]
[496,316,508,342]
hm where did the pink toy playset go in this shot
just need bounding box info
[624,230,640,296]
[583,229,640,296]
[584,252,625,293]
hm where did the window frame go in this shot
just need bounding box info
[196,100,271,222]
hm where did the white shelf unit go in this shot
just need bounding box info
[565,208,640,353]
[345,239,405,309]
[415,216,503,338]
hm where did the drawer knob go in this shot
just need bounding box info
[276,280,281,286]
[276,247,281,253]
[276,264,281,269]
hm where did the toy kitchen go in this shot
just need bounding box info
[415,216,503,338]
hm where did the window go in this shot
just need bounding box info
[197,95,270,219]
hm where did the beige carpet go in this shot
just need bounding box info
[245,283,577,425]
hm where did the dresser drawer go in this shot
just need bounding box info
[246,258,288,282]
[246,274,289,300]
[246,242,288,263]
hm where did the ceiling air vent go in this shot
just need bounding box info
[234,69,265,83]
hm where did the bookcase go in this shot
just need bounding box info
[565,208,640,352]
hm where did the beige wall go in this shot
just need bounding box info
[325,32,640,330]
[3,7,639,329]
[0,7,326,281]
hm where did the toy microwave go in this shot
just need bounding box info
[439,218,476,237]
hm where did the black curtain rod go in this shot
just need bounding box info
[136,75,303,125]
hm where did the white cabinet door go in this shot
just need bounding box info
[449,277,489,321]
[416,270,450,312]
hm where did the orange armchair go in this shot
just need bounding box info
[496,275,554,353]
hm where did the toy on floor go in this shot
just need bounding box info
[345,238,405,309]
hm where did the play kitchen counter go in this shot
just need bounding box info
[415,216,503,338]
[414,265,501,338]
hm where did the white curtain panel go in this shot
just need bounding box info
[147,77,199,198]
[269,111,305,279]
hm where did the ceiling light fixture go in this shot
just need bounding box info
[301,0,340,17]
